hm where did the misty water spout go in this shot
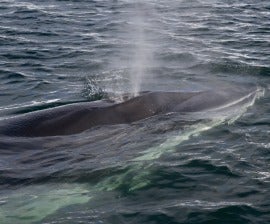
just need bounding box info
[129,2,154,96]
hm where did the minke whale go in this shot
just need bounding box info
[0,86,259,137]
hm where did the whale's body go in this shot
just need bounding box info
[0,86,259,137]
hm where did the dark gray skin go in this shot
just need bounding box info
[0,87,258,137]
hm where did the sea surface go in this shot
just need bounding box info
[0,0,270,223]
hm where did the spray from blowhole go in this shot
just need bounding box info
[128,2,156,96]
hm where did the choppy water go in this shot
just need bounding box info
[0,0,270,223]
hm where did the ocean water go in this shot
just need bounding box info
[0,0,270,223]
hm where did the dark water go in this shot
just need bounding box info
[0,0,270,223]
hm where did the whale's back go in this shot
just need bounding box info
[0,86,260,137]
